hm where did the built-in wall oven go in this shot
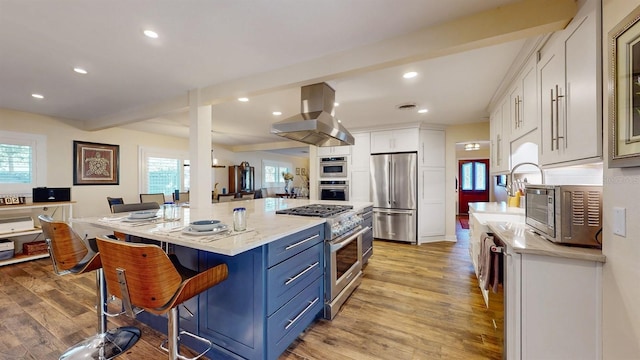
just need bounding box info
[319,157,348,178]
[319,180,349,201]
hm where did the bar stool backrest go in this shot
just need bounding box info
[39,215,93,274]
[97,238,183,312]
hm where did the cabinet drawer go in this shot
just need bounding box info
[267,224,323,267]
[267,242,323,315]
[267,277,323,360]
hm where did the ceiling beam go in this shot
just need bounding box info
[86,0,576,131]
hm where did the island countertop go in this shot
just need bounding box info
[72,198,373,256]
[487,221,606,263]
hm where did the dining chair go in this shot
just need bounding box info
[172,191,189,203]
[217,193,236,202]
[106,196,124,213]
[111,202,160,213]
[139,193,166,206]
[241,192,255,199]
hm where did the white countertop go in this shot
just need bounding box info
[73,198,373,256]
[487,221,605,263]
[469,202,525,215]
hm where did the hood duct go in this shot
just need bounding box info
[270,82,355,147]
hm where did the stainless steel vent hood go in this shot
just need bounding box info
[271,83,355,147]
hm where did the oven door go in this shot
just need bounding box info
[319,184,349,201]
[326,227,365,302]
[319,158,347,178]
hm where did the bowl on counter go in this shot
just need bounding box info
[190,220,222,232]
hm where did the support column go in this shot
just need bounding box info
[188,89,212,209]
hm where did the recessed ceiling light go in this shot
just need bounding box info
[272,111,282,116]
[73,67,88,75]
[143,30,159,39]
[238,97,249,102]
[403,71,418,79]
[334,102,340,107]
[31,93,44,99]
[418,108,428,114]
[337,119,342,123]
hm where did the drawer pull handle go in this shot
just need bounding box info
[285,262,319,286]
[285,234,320,250]
[285,297,319,330]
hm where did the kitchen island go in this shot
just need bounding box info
[73,198,372,360]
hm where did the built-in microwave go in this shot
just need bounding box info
[319,157,348,178]
[525,184,602,248]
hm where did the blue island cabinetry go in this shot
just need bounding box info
[138,224,325,360]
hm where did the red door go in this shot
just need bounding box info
[458,159,490,214]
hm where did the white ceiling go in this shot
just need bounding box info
[0,0,570,153]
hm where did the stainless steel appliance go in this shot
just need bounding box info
[319,180,349,201]
[525,184,602,248]
[370,152,417,243]
[319,156,348,178]
[270,82,355,147]
[359,206,373,265]
[275,204,365,319]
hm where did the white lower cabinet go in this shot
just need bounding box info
[506,251,602,360]
[418,168,445,240]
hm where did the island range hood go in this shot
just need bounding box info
[271,82,355,147]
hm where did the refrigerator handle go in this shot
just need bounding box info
[388,159,392,205]
[391,160,395,205]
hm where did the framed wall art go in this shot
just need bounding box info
[610,5,640,167]
[73,141,120,185]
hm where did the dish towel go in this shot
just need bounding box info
[478,233,503,293]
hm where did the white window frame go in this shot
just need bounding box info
[0,130,46,195]
[262,160,292,188]
[139,146,189,196]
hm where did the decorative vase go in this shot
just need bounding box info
[284,180,290,194]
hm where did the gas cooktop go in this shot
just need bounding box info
[275,204,353,218]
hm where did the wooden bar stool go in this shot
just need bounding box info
[39,215,141,360]
[96,236,228,360]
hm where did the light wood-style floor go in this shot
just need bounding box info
[0,218,502,359]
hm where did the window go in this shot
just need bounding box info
[0,131,46,194]
[461,161,487,191]
[139,147,189,196]
[262,160,291,187]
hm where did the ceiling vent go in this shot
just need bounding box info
[396,102,417,111]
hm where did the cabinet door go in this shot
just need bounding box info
[418,168,445,238]
[350,170,370,202]
[392,128,419,152]
[317,145,351,156]
[508,83,521,137]
[350,132,371,172]
[419,129,445,167]
[538,41,565,166]
[519,57,538,136]
[370,131,394,153]
[563,7,600,163]
[489,107,501,173]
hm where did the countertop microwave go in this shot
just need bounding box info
[525,184,602,248]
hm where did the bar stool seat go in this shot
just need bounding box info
[96,236,228,360]
[39,215,141,360]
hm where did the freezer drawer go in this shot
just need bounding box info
[372,208,416,243]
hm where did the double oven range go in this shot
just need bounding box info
[276,204,366,319]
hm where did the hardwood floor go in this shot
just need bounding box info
[0,224,501,360]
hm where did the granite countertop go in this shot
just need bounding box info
[73,198,373,256]
[469,201,525,215]
[487,221,606,263]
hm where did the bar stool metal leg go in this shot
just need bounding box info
[58,269,141,360]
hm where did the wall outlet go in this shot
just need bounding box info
[613,207,626,237]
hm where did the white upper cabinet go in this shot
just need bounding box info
[350,133,371,171]
[419,129,445,167]
[490,96,511,174]
[538,0,601,166]
[510,56,538,140]
[317,145,351,156]
[370,128,419,154]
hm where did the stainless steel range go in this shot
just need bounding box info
[276,204,365,319]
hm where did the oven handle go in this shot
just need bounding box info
[329,227,367,252]
[285,261,319,286]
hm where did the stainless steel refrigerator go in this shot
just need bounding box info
[370,152,417,243]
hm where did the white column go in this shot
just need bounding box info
[188,89,212,209]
